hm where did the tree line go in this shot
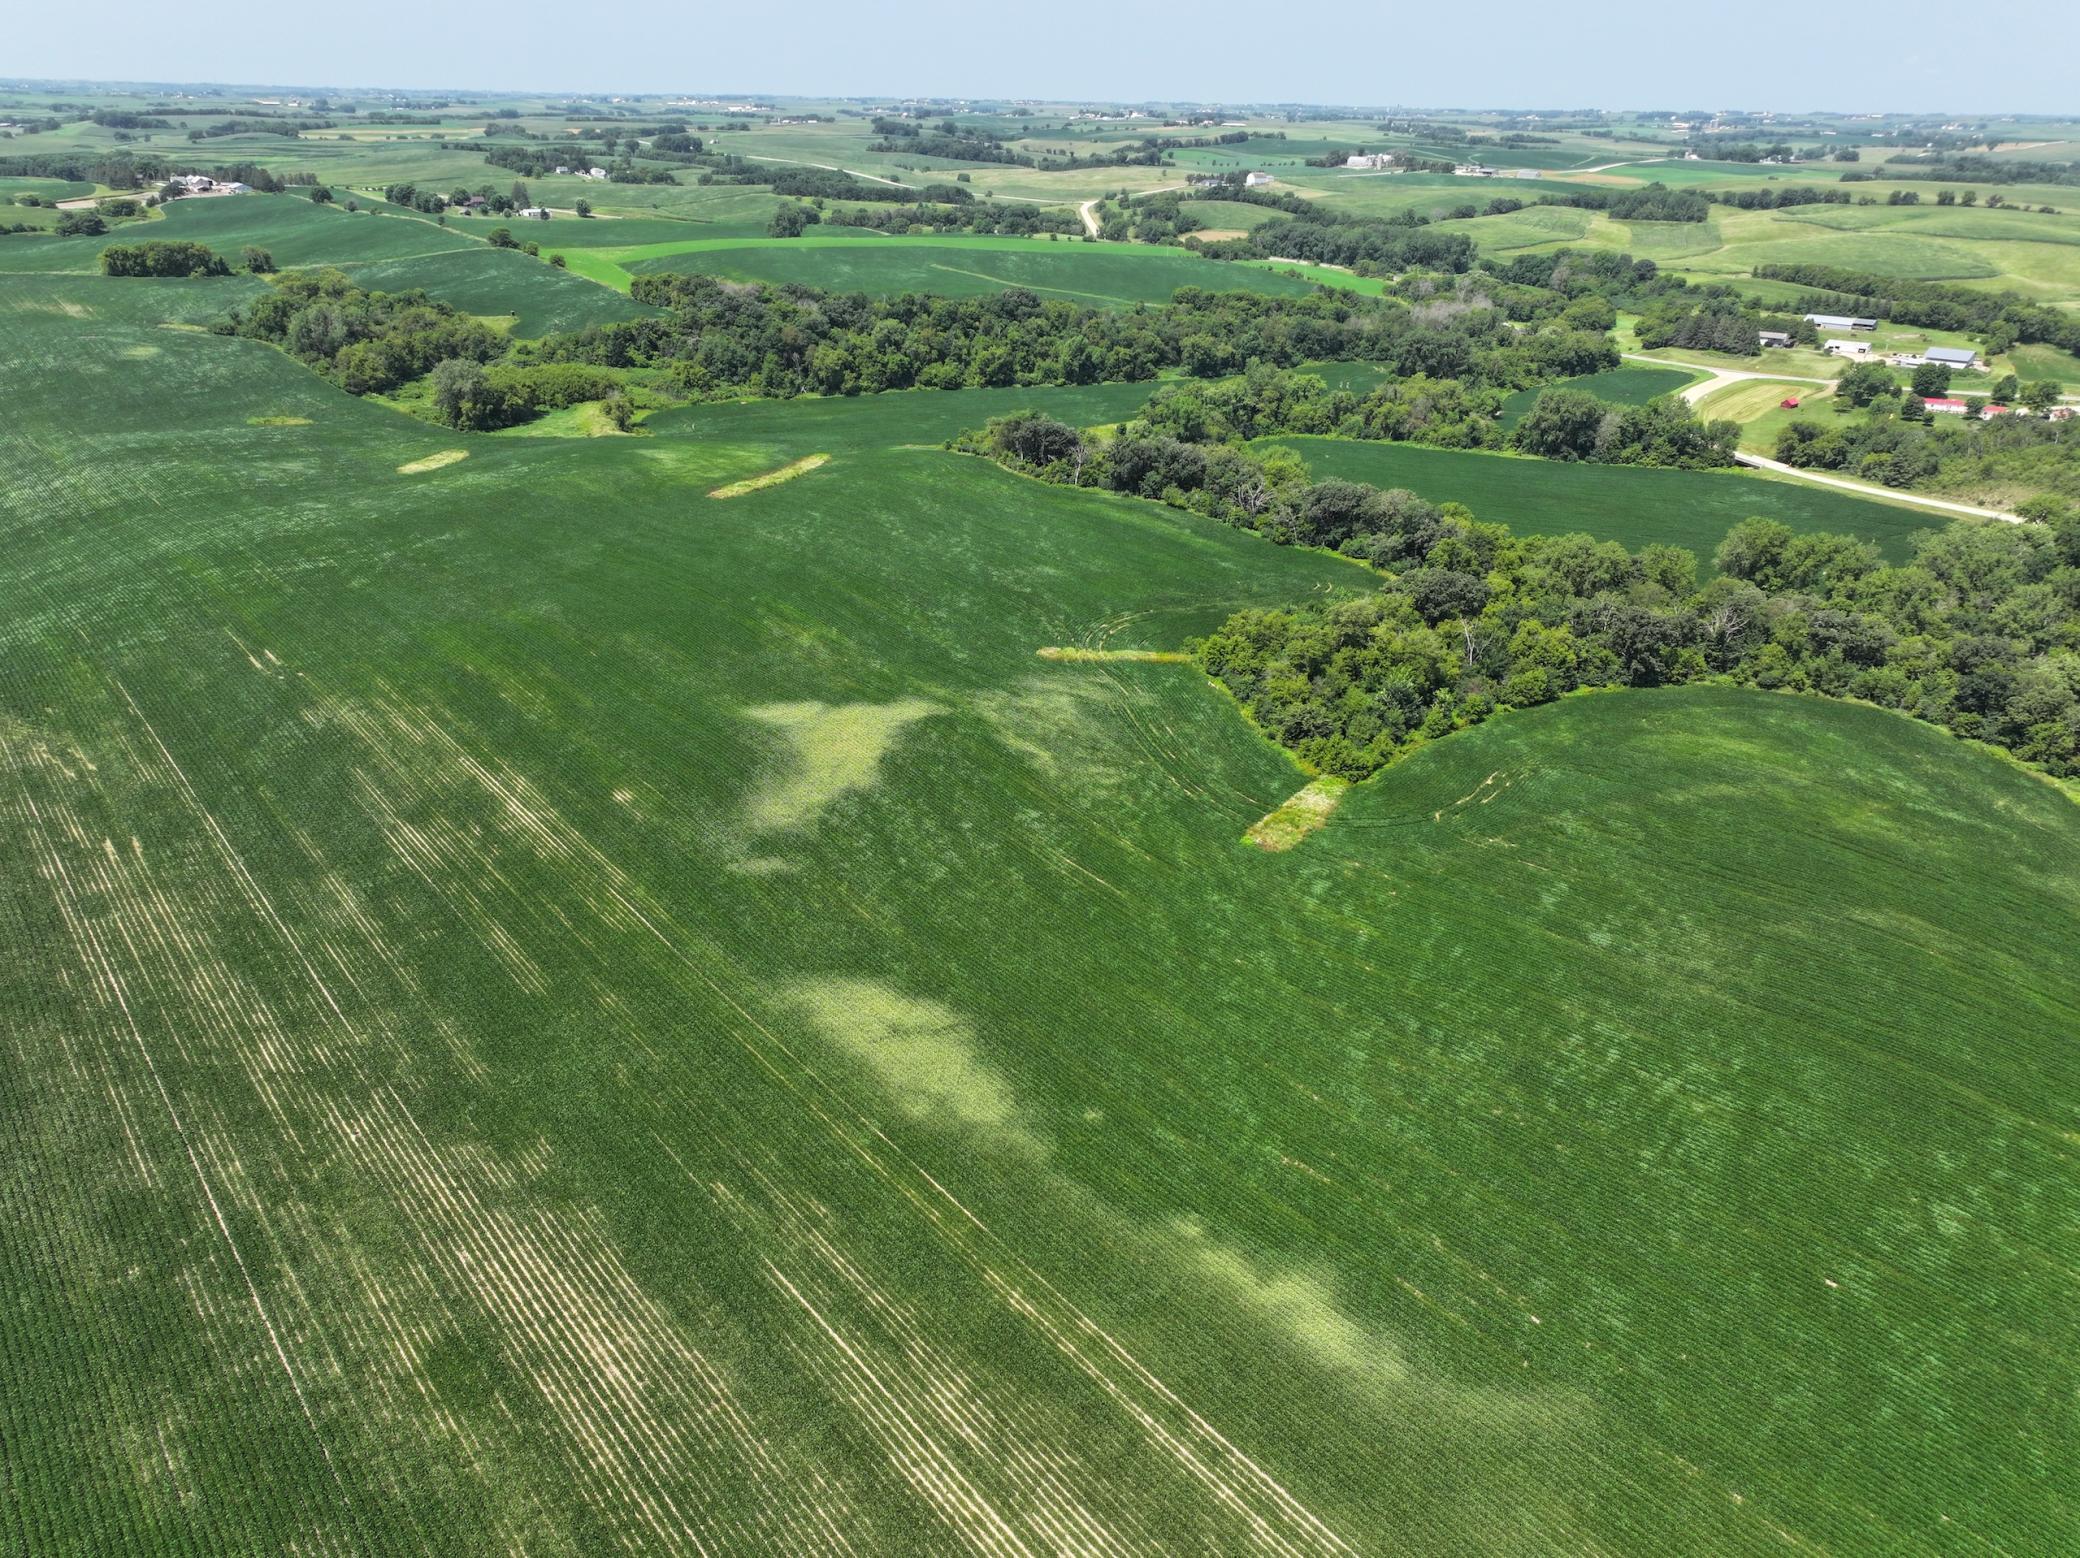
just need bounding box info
[215,270,505,395]
[525,276,1509,399]
[1774,408,2078,500]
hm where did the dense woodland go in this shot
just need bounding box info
[816,200,1081,237]
[1189,503,2080,780]
[218,270,504,394]
[953,366,2080,781]
[99,239,230,277]
[1776,410,2080,499]
[526,273,1608,399]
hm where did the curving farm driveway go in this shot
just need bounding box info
[1731,454,2020,522]
[1619,357,2022,521]
[1621,352,1833,405]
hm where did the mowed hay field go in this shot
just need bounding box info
[3,265,2079,1555]
[1258,436,1941,560]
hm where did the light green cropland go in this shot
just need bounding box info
[2,131,2078,1556]
[743,697,940,831]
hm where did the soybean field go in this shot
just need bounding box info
[2,201,2077,1558]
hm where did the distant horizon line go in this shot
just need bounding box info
[0,78,2059,120]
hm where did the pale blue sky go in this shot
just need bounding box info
[11,0,2077,113]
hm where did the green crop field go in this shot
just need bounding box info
[617,234,1324,305]
[5,87,2080,1558]
[341,249,656,336]
[0,193,479,275]
[2006,341,2080,386]
[1257,436,1940,558]
[1435,203,1597,252]
[1498,363,1702,427]
[652,379,1167,449]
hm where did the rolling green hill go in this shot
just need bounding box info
[0,192,479,274]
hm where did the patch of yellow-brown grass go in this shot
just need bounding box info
[1245,777,1349,852]
[397,449,469,474]
[1035,646,1190,663]
[708,453,829,499]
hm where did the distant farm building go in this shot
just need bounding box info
[1344,153,1395,170]
[2049,406,2077,421]
[1780,397,1801,409]
[167,174,250,197]
[1804,313,1877,331]
[1823,339,1872,358]
[1243,171,1275,187]
[1453,162,1499,177]
[1923,397,1968,415]
[1758,330,1793,349]
[518,207,551,220]
[1924,345,1979,368]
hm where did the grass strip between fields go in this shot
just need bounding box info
[1035,647,1192,663]
[708,453,830,498]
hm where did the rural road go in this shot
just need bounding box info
[744,154,910,188]
[1732,453,2021,522]
[1569,157,1676,175]
[1615,355,2021,521]
[1078,198,1101,237]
